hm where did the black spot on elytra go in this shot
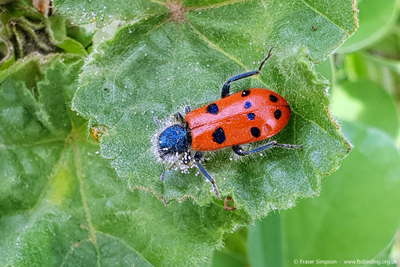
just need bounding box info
[247,113,255,121]
[250,127,261,138]
[274,109,282,119]
[212,127,225,144]
[206,103,219,114]
[269,94,278,102]
[241,89,250,97]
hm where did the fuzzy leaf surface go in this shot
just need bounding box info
[0,55,245,266]
[53,0,166,27]
[72,1,355,217]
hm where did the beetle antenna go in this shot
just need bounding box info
[257,46,274,72]
[160,162,165,181]
[154,116,166,180]
[153,116,160,127]
[194,152,221,200]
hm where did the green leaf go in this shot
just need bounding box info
[0,54,84,217]
[208,229,248,267]
[362,50,400,76]
[333,79,399,139]
[208,250,247,267]
[185,0,357,63]
[45,15,88,56]
[247,121,400,265]
[247,212,282,267]
[54,0,358,62]
[72,1,354,218]
[0,54,250,266]
[53,0,167,27]
[0,36,15,71]
[66,24,94,49]
[365,18,400,62]
[337,0,399,53]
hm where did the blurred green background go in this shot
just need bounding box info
[211,0,400,266]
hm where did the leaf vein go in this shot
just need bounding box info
[300,0,347,34]
[96,231,154,266]
[186,20,248,71]
[71,140,101,267]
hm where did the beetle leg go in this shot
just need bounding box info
[185,106,191,114]
[159,162,166,181]
[221,46,274,98]
[232,141,301,156]
[174,112,185,123]
[194,152,221,200]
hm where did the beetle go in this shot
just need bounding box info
[155,47,301,199]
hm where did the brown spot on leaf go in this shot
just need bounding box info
[32,0,53,16]
[90,125,106,142]
[166,0,186,22]
[224,196,236,211]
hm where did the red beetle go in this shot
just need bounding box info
[155,47,301,199]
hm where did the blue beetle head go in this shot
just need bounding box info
[158,124,190,159]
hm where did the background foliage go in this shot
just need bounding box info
[0,0,399,266]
